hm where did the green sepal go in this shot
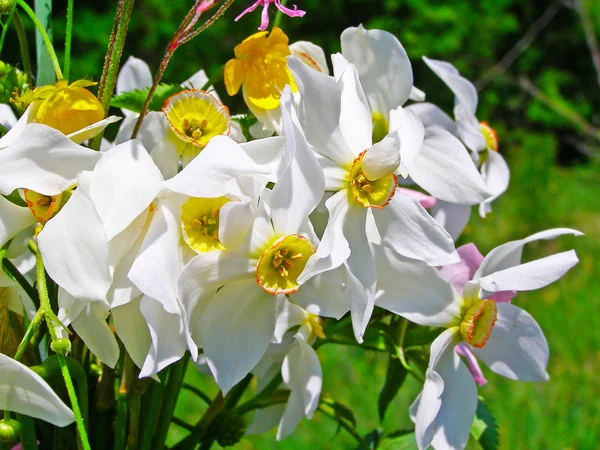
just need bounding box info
[377,353,408,422]
[2,190,27,207]
[110,83,184,113]
[471,399,500,450]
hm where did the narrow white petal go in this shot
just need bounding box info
[71,302,119,368]
[423,57,478,115]
[66,116,122,145]
[409,127,491,205]
[288,57,355,165]
[293,267,350,319]
[116,56,153,94]
[374,244,462,327]
[478,150,510,218]
[390,107,424,171]
[472,303,549,381]
[362,134,400,181]
[474,228,583,281]
[375,193,459,266]
[0,353,75,426]
[0,104,17,129]
[341,25,413,116]
[139,296,188,378]
[0,124,101,196]
[201,280,278,393]
[270,88,325,236]
[112,296,152,370]
[409,85,426,102]
[240,136,285,182]
[165,136,269,197]
[290,41,330,75]
[247,405,286,435]
[406,102,458,136]
[39,172,111,304]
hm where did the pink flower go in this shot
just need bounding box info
[235,0,306,31]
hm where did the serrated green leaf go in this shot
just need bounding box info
[377,354,407,422]
[2,190,27,207]
[110,83,184,113]
[471,400,499,450]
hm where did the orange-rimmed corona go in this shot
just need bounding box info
[460,299,498,348]
[348,150,397,209]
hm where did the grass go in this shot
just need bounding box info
[168,129,600,449]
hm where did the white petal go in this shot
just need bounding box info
[478,150,510,218]
[71,301,119,368]
[374,244,462,327]
[290,41,330,75]
[0,105,31,148]
[139,295,188,378]
[362,134,400,181]
[278,337,322,440]
[67,116,122,145]
[150,136,181,180]
[115,112,169,151]
[431,200,472,241]
[247,405,286,435]
[201,280,278,393]
[0,353,75,426]
[218,195,256,253]
[455,103,487,152]
[474,228,583,281]
[38,172,111,304]
[390,107,424,172]
[117,56,153,94]
[335,56,373,155]
[240,136,286,182]
[128,199,182,315]
[0,195,37,247]
[288,57,354,165]
[472,303,549,381]
[112,296,152,370]
[88,139,163,240]
[0,124,101,196]
[293,267,350,319]
[341,25,413,116]
[182,69,220,100]
[409,86,426,102]
[165,136,269,197]
[0,104,17,129]
[270,88,324,236]
[406,102,458,136]
[409,127,490,205]
[274,301,309,343]
[374,193,458,266]
[478,250,579,297]
[423,57,478,115]
[299,190,350,283]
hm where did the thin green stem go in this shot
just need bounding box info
[89,0,135,150]
[317,404,368,449]
[182,383,212,405]
[13,13,33,84]
[57,354,91,450]
[152,357,189,450]
[127,375,151,450]
[396,318,425,382]
[0,6,16,55]
[16,413,37,450]
[139,372,167,450]
[115,353,135,450]
[235,392,289,415]
[17,0,63,80]
[272,0,287,28]
[64,0,74,80]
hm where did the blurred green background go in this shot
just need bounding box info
[3,0,600,448]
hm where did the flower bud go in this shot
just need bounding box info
[0,0,16,16]
[51,337,72,356]
[0,419,21,444]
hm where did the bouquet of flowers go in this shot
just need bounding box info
[0,1,582,449]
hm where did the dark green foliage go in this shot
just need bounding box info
[377,355,407,421]
[472,400,500,450]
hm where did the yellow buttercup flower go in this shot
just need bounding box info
[224,27,297,111]
[32,80,104,136]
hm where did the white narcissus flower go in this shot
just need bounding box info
[0,353,74,426]
[177,87,350,393]
[408,228,581,450]
[287,55,492,339]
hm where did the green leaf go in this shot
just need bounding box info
[404,325,443,348]
[377,354,407,422]
[378,431,417,450]
[35,0,56,86]
[320,397,357,435]
[232,114,257,142]
[326,322,393,352]
[110,83,184,113]
[2,190,27,207]
[471,400,500,450]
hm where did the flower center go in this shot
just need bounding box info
[306,313,325,340]
[32,80,104,136]
[181,197,230,253]
[480,121,498,152]
[163,90,231,147]
[460,299,498,348]
[24,187,73,223]
[256,234,315,295]
[348,150,397,209]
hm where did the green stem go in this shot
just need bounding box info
[396,318,425,382]
[88,0,135,150]
[115,354,135,450]
[31,243,91,450]
[127,375,151,450]
[152,357,189,450]
[17,0,63,80]
[95,364,116,450]
[317,404,368,449]
[235,392,289,415]
[16,413,37,450]
[0,6,16,55]
[182,383,212,405]
[139,372,167,450]
[13,12,33,84]
[272,0,287,28]
[64,0,74,80]
[176,392,224,450]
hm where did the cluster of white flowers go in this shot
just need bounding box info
[0,25,581,449]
